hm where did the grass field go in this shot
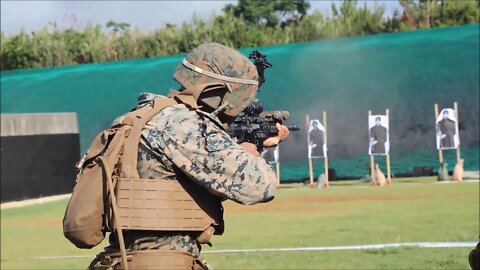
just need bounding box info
[1,177,478,269]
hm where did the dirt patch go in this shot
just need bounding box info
[449,192,479,197]
[30,219,62,227]
[295,194,432,203]
[224,190,479,215]
[224,193,433,214]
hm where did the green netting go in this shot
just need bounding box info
[2,24,479,180]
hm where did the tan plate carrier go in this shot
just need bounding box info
[98,97,222,269]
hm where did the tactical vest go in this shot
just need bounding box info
[108,97,223,235]
[64,96,223,268]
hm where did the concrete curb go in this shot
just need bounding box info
[1,194,71,210]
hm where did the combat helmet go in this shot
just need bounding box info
[172,43,260,118]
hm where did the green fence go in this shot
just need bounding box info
[2,24,479,179]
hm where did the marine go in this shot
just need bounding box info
[86,43,290,269]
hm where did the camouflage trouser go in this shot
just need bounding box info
[87,249,211,270]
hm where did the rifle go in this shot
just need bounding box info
[227,100,300,152]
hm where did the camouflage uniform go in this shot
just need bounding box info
[89,43,276,269]
[90,92,277,265]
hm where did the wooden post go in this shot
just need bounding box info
[276,162,281,189]
[308,159,314,188]
[368,110,376,185]
[386,108,392,185]
[305,114,310,136]
[434,104,444,164]
[370,156,376,186]
[454,102,461,162]
[323,111,329,188]
[306,114,314,188]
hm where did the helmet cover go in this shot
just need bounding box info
[173,43,260,117]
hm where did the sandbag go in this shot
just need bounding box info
[437,161,449,181]
[375,164,386,186]
[452,159,464,181]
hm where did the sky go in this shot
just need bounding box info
[1,1,402,35]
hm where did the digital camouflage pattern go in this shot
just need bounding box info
[104,92,277,258]
[173,43,260,117]
[89,43,275,269]
[140,93,276,204]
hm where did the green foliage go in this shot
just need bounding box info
[1,30,38,70]
[399,0,480,29]
[106,20,130,33]
[223,0,311,27]
[1,0,479,71]
[330,0,388,36]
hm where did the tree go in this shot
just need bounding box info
[399,0,479,29]
[223,0,311,27]
[330,0,386,36]
[106,20,131,33]
[1,0,479,70]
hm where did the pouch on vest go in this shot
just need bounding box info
[63,125,127,248]
[63,96,223,252]
[62,97,174,249]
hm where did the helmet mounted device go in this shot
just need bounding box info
[248,50,272,89]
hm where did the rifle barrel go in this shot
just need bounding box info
[287,125,300,131]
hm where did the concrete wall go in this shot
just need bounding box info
[1,113,80,202]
